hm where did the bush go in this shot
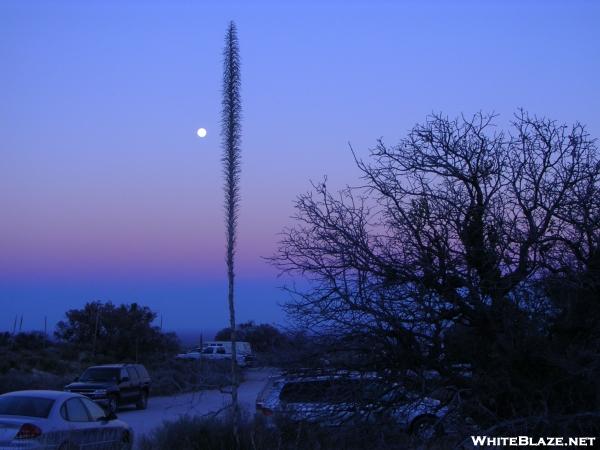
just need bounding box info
[215,322,289,354]
[55,301,181,362]
[0,369,73,394]
[138,415,461,450]
[0,333,76,378]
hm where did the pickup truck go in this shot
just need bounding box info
[176,341,254,366]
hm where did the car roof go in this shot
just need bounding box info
[0,390,82,401]
[87,363,140,368]
[280,370,380,381]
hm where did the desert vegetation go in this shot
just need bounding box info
[0,302,237,396]
[138,415,455,450]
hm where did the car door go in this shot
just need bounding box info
[135,364,151,389]
[61,397,101,449]
[118,368,134,403]
[81,397,123,449]
[215,346,228,360]
[126,366,141,403]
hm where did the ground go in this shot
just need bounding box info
[115,367,276,447]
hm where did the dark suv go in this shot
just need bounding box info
[64,363,151,413]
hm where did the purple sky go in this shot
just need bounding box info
[1,0,599,334]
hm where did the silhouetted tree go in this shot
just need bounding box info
[221,20,242,446]
[55,301,180,362]
[215,321,288,353]
[272,111,600,435]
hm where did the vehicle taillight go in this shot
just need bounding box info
[15,423,42,439]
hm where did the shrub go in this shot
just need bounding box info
[0,369,72,394]
[138,415,460,450]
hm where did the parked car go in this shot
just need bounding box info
[64,364,151,414]
[176,341,254,366]
[255,373,448,438]
[0,390,133,449]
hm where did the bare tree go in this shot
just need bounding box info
[221,20,241,446]
[272,111,600,434]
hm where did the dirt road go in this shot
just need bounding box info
[116,367,276,446]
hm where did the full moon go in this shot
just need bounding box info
[196,128,207,138]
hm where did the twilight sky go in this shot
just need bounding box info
[1,0,599,335]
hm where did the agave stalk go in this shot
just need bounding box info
[221,20,241,447]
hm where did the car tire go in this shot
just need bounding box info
[135,390,148,410]
[107,395,119,414]
[410,414,443,441]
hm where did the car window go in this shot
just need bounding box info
[120,368,129,380]
[81,398,106,421]
[0,396,54,418]
[202,347,214,354]
[127,367,139,382]
[216,348,226,354]
[63,398,90,422]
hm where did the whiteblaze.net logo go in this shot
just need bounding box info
[471,436,597,447]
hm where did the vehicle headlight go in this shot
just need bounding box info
[93,389,107,396]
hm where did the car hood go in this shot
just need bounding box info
[65,382,115,390]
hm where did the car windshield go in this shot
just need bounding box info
[0,396,55,418]
[79,368,120,382]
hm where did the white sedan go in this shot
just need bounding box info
[0,390,133,449]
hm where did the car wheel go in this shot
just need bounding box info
[410,415,442,441]
[135,390,148,410]
[107,395,119,414]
